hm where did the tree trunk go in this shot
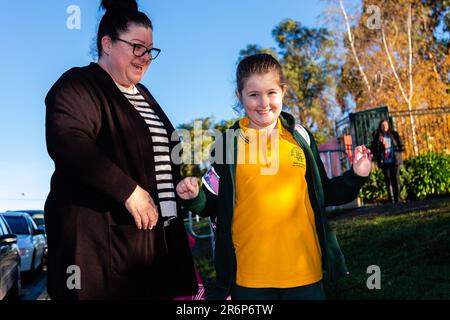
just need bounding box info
[381,4,418,156]
[338,0,374,105]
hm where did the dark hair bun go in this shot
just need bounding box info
[101,0,138,12]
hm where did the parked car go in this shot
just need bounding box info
[7,210,48,265]
[1,212,46,277]
[0,214,21,299]
[7,210,46,234]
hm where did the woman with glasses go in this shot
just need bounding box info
[44,0,198,299]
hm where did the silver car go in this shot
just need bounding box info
[1,212,46,277]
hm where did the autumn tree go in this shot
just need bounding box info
[327,0,450,156]
[334,0,448,109]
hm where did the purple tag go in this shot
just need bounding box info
[202,167,220,195]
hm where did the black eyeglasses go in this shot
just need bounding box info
[115,38,161,60]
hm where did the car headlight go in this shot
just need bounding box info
[19,248,32,256]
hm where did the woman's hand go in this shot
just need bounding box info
[176,177,200,200]
[125,185,158,230]
[353,145,373,177]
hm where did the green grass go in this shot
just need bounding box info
[325,201,450,299]
[189,200,450,299]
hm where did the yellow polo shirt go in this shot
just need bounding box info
[232,117,322,288]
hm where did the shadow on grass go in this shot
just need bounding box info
[188,199,450,300]
[326,203,450,299]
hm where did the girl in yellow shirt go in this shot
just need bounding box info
[177,53,372,300]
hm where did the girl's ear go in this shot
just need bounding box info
[281,84,288,100]
[281,84,288,96]
[235,90,242,102]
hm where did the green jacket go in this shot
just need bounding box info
[181,112,368,298]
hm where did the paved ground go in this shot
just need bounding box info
[20,266,49,300]
[329,196,450,221]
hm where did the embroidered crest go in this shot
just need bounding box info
[291,147,306,168]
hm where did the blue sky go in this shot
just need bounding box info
[0,0,327,209]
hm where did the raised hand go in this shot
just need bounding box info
[176,177,200,200]
[125,185,159,230]
[353,145,373,177]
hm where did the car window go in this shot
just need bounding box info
[0,216,12,234]
[3,216,30,235]
[0,216,7,235]
[33,217,45,228]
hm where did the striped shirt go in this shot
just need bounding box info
[116,83,177,224]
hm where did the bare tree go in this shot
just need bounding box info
[338,0,374,104]
[381,3,419,156]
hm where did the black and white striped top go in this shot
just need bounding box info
[116,83,177,224]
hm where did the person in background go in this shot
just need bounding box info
[176,53,372,300]
[44,0,197,299]
[370,119,405,204]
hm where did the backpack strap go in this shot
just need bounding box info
[295,124,311,146]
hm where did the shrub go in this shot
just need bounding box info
[404,152,450,200]
[360,152,450,203]
[360,167,388,203]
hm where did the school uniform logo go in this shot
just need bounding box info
[291,147,306,169]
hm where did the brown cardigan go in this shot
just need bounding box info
[44,62,197,299]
